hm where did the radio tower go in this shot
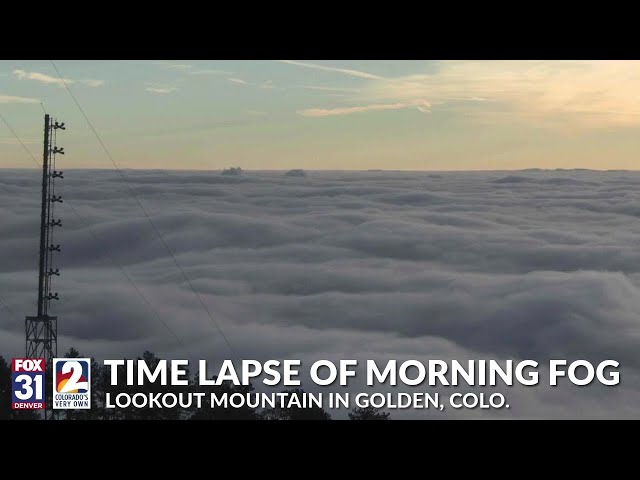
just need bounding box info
[25,114,65,419]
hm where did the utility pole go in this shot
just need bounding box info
[25,114,65,420]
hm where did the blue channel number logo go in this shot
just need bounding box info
[12,371,44,402]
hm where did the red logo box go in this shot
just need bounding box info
[12,358,45,373]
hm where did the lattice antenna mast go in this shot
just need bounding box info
[26,114,65,419]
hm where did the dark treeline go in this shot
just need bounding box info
[0,350,390,420]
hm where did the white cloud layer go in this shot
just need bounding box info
[1,169,639,418]
[0,95,39,104]
[299,100,431,117]
[145,87,176,94]
[279,60,384,80]
[13,69,104,88]
[155,62,193,70]
[81,79,105,87]
[14,69,71,86]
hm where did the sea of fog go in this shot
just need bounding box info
[2,168,640,418]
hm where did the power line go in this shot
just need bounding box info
[0,112,39,164]
[49,60,235,354]
[0,111,184,346]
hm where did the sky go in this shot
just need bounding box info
[1,60,640,171]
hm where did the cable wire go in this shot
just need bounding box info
[49,60,234,354]
[0,111,184,346]
[0,112,38,163]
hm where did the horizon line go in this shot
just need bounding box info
[0,167,637,173]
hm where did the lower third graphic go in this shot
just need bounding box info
[53,358,91,409]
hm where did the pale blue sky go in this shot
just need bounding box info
[2,60,640,170]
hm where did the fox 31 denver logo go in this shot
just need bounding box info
[11,358,45,410]
[53,358,91,409]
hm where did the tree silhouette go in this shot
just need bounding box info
[0,355,11,420]
[348,406,390,420]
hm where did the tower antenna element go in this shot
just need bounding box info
[25,114,65,420]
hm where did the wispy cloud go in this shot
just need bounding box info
[190,69,233,76]
[361,60,640,128]
[301,85,361,93]
[299,100,431,117]
[224,77,278,89]
[13,69,71,86]
[80,79,105,87]
[13,70,104,88]
[259,80,278,89]
[279,60,384,80]
[293,61,640,127]
[0,94,40,104]
[145,87,176,94]
[155,61,193,70]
